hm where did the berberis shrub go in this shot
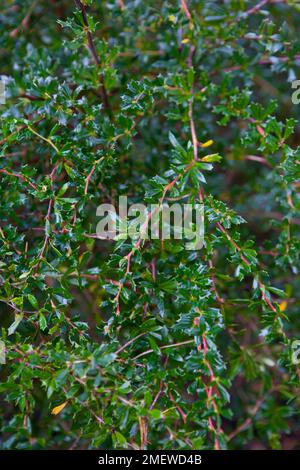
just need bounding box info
[0,0,299,451]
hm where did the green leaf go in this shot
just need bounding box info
[28,294,39,310]
[39,313,47,331]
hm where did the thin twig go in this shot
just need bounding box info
[9,0,38,38]
[244,155,273,168]
[113,160,195,314]
[74,0,112,116]
[27,125,60,154]
[115,332,148,355]
[84,165,96,195]
[216,221,277,313]
[228,386,278,441]
[0,168,37,190]
[188,100,198,161]
[180,0,193,29]
[132,339,194,361]
[241,0,269,18]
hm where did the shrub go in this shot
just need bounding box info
[0,0,299,450]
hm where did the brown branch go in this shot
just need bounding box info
[216,221,277,313]
[113,160,195,314]
[0,126,27,145]
[0,168,37,190]
[188,100,198,161]
[208,259,224,304]
[247,209,300,226]
[74,0,111,117]
[244,155,273,168]
[228,386,278,441]
[33,165,58,269]
[242,0,269,18]
[84,164,96,195]
[168,390,187,423]
[38,199,53,260]
[150,381,164,410]
[9,0,38,38]
[115,332,148,355]
[200,333,222,450]
[139,416,148,450]
[223,54,300,73]
[132,339,194,361]
[180,0,193,29]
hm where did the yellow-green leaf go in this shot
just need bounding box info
[51,402,67,415]
[201,153,222,163]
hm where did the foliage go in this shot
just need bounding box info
[0,0,299,450]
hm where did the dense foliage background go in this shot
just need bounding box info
[0,0,299,450]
